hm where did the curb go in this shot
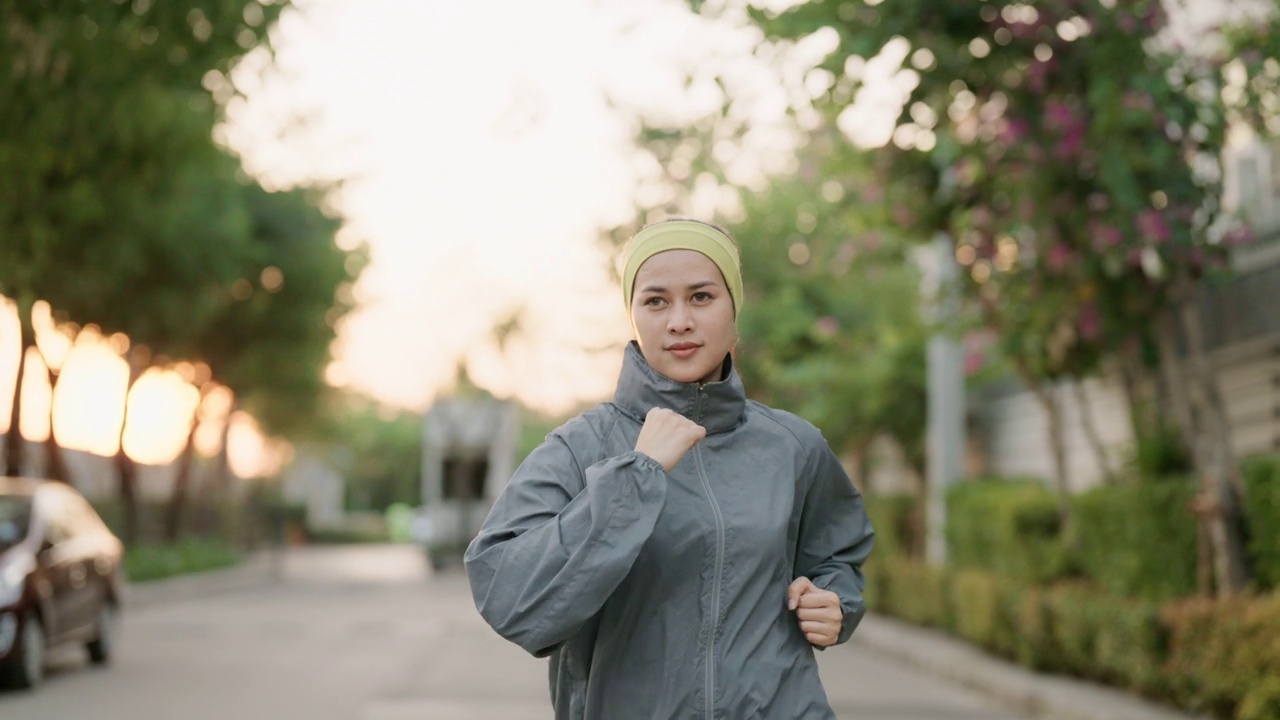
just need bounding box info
[852,613,1213,720]
[122,549,282,609]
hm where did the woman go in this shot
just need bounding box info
[464,218,875,719]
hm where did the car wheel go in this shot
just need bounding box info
[0,612,46,690]
[86,603,117,665]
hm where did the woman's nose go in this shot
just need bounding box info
[667,302,694,332]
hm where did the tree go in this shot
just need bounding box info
[163,180,366,542]
[724,0,1280,593]
[730,132,929,486]
[0,1,288,487]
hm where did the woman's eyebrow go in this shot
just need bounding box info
[639,279,721,294]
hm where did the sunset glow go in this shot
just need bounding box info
[3,293,284,480]
[193,384,235,458]
[18,348,51,443]
[226,411,292,479]
[121,367,202,466]
[51,329,128,457]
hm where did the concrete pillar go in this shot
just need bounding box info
[917,234,966,566]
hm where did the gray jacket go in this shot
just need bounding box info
[465,342,875,719]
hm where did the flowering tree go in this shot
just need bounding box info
[719,0,1280,594]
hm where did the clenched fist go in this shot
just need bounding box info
[787,577,843,647]
[634,408,706,472]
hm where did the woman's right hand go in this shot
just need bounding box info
[634,408,706,472]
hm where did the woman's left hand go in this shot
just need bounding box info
[787,577,843,647]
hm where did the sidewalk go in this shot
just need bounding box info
[124,548,1212,720]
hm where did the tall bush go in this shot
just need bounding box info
[1073,478,1200,600]
[946,478,1070,583]
[1243,456,1280,591]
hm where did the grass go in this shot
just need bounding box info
[123,537,243,582]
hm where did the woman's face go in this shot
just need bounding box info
[631,249,736,385]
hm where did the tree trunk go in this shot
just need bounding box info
[211,398,237,545]
[1175,284,1249,595]
[43,367,70,483]
[1155,286,1250,596]
[1014,359,1072,530]
[1155,309,1213,596]
[1039,384,1072,526]
[849,439,874,494]
[114,449,138,545]
[1117,346,1157,448]
[4,337,26,478]
[164,416,200,544]
[115,349,146,546]
[1072,378,1117,485]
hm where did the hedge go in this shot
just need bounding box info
[1244,456,1280,591]
[945,478,1071,583]
[866,560,1280,720]
[1072,478,1200,600]
[861,493,919,559]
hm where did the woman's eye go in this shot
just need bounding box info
[643,296,665,307]
[692,292,712,302]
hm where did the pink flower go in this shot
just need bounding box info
[1044,100,1075,130]
[1137,210,1171,243]
[1089,221,1124,251]
[1056,127,1084,159]
[1223,226,1255,247]
[1000,117,1031,144]
[1078,303,1101,341]
[1027,60,1053,94]
[964,346,986,376]
[1048,243,1072,272]
[815,316,840,338]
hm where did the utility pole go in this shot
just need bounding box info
[917,233,966,566]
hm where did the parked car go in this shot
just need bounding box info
[0,477,123,689]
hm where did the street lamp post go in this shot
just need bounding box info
[917,233,966,566]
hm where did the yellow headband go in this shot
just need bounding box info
[621,220,743,316]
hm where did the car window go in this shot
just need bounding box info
[0,497,32,552]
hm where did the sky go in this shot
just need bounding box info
[223,0,816,416]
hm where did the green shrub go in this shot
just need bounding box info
[1072,479,1199,600]
[946,478,1070,583]
[1040,583,1104,676]
[870,555,1280,720]
[1162,594,1280,720]
[124,537,242,582]
[863,493,920,559]
[1243,456,1280,591]
[1128,423,1193,481]
[870,559,952,629]
[1009,585,1054,670]
[949,569,1021,658]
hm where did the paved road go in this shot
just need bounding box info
[0,545,1031,720]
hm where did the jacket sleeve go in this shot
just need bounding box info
[464,430,668,657]
[794,432,876,646]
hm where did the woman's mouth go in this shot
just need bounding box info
[668,343,700,359]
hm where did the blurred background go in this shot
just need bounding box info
[2,0,1280,718]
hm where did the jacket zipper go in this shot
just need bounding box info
[695,388,725,720]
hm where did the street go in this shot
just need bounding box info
[0,545,1030,720]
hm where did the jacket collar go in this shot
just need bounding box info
[612,341,746,435]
